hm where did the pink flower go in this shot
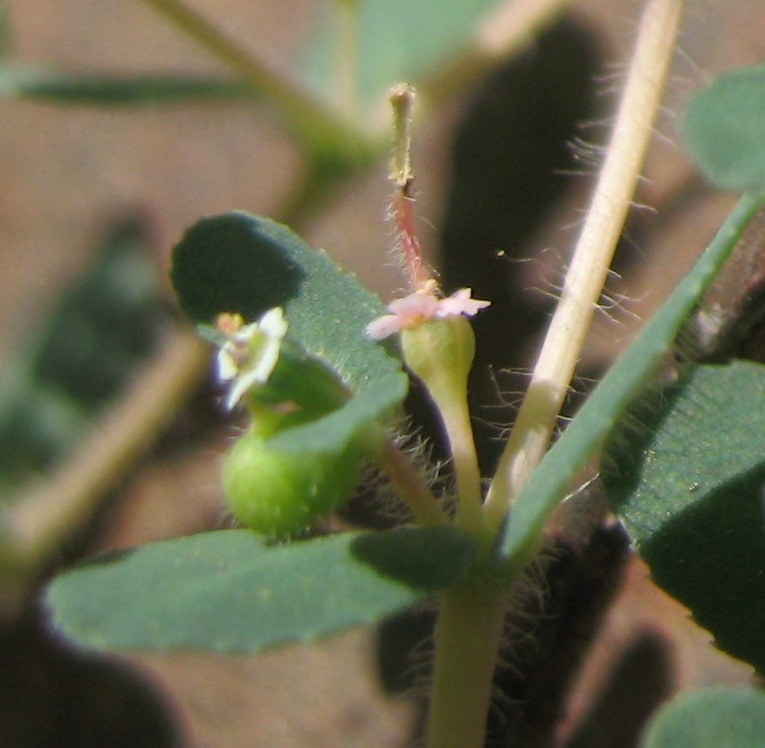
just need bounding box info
[366,285,490,341]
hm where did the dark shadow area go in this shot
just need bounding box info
[170,213,306,326]
[0,605,181,748]
[489,521,631,747]
[565,631,675,748]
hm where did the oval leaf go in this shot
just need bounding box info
[45,527,476,653]
[641,686,765,748]
[682,65,765,191]
[170,212,402,394]
[603,360,765,672]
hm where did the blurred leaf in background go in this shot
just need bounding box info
[0,217,172,500]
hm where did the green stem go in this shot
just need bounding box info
[138,0,368,159]
[426,581,508,748]
[484,0,685,532]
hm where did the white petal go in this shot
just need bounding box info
[259,307,288,339]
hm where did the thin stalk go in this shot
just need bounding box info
[138,0,367,156]
[373,437,451,527]
[484,0,685,530]
[440,396,484,536]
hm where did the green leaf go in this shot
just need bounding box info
[46,527,476,653]
[267,372,408,455]
[641,686,765,748]
[0,65,255,105]
[683,65,765,192]
[300,0,503,107]
[170,212,402,394]
[496,193,765,569]
[603,360,765,673]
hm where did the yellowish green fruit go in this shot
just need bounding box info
[222,433,361,538]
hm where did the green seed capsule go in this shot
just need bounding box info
[222,433,361,538]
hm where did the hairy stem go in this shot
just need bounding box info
[484,0,685,530]
[373,437,451,527]
[426,582,508,748]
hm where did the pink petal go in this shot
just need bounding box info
[387,292,439,318]
[436,288,491,318]
[366,314,403,340]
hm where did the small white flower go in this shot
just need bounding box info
[216,308,288,409]
[366,283,490,341]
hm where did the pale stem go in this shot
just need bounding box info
[484,0,685,530]
[426,582,508,748]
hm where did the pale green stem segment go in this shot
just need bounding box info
[440,395,484,535]
[390,83,415,188]
[484,0,685,531]
[139,0,366,156]
[426,582,508,748]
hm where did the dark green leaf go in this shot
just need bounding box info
[603,360,765,672]
[683,65,765,191]
[0,65,254,105]
[170,212,402,393]
[641,686,765,748]
[46,527,476,653]
[267,372,408,455]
